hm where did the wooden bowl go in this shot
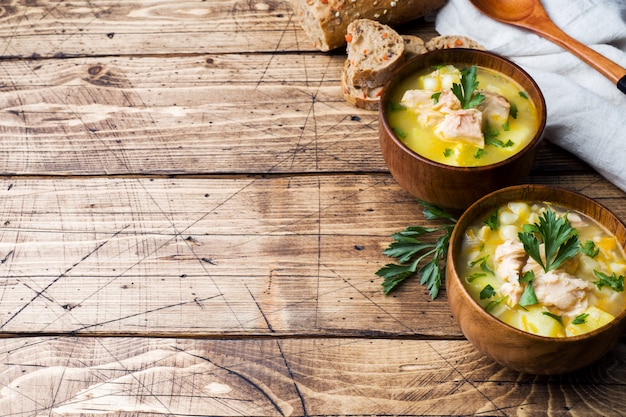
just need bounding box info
[446,184,626,375]
[379,49,546,212]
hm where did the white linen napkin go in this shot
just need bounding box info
[435,0,626,193]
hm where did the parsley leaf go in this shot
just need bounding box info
[484,208,499,231]
[469,255,494,274]
[376,201,457,299]
[431,92,441,104]
[519,270,538,307]
[518,209,580,272]
[466,272,486,282]
[580,240,600,258]
[485,296,507,312]
[451,66,485,109]
[392,127,407,139]
[542,311,563,325]
[572,313,589,325]
[480,284,496,300]
[593,270,625,292]
[389,102,407,112]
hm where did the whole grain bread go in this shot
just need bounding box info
[402,35,428,59]
[341,61,383,111]
[346,19,405,89]
[289,0,447,51]
[426,35,485,51]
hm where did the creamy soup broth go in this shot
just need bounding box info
[458,201,626,337]
[386,65,539,167]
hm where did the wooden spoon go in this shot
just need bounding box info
[469,0,626,94]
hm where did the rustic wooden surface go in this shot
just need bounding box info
[0,1,624,416]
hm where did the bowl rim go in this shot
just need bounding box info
[379,48,547,172]
[448,183,626,342]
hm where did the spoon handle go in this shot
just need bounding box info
[528,18,626,94]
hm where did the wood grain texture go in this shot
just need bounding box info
[0,175,623,337]
[0,337,624,416]
[0,0,309,57]
[0,53,385,176]
[0,0,625,414]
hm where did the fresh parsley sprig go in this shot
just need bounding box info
[376,201,457,299]
[452,66,485,109]
[518,209,580,273]
[593,271,625,292]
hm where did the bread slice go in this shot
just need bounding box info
[402,35,428,60]
[288,0,446,51]
[426,35,485,51]
[345,19,405,89]
[341,61,383,111]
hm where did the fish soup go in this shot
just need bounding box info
[458,201,626,338]
[386,64,540,167]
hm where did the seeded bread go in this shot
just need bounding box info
[289,0,447,52]
[341,61,383,111]
[426,35,485,51]
[402,35,428,59]
[345,19,405,89]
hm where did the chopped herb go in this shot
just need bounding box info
[593,270,625,292]
[518,209,580,273]
[542,311,563,325]
[519,271,538,307]
[484,208,500,231]
[580,240,600,258]
[392,127,407,139]
[474,148,485,159]
[431,92,442,104]
[389,102,407,112]
[483,124,500,145]
[420,199,457,222]
[443,148,453,157]
[510,102,518,119]
[487,137,515,148]
[470,255,494,274]
[466,272,486,282]
[519,91,529,99]
[451,66,485,109]
[376,201,456,299]
[519,270,535,283]
[502,120,510,131]
[480,284,496,300]
[485,296,507,312]
[572,313,589,325]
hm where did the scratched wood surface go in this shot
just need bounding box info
[0,1,625,416]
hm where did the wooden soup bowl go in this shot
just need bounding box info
[446,184,626,375]
[379,49,546,212]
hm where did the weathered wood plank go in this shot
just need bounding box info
[0,53,385,175]
[0,1,440,58]
[0,336,624,416]
[0,176,455,336]
[0,55,597,177]
[0,0,305,57]
[0,176,623,336]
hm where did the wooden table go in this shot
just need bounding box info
[0,1,624,415]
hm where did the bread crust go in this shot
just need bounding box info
[425,35,485,51]
[289,0,447,51]
[341,61,383,111]
[346,19,405,88]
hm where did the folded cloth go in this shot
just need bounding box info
[436,0,626,193]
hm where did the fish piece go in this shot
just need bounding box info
[532,269,595,316]
[434,108,484,147]
[477,90,510,127]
